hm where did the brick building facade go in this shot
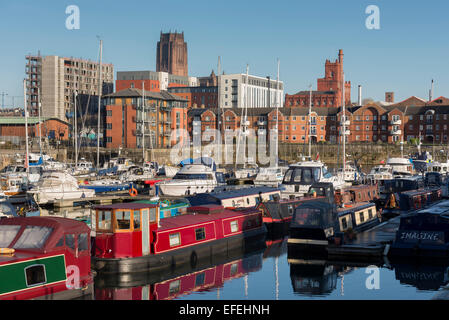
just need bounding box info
[103,88,188,149]
[285,49,351,108]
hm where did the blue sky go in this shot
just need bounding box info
[1,0,449,107]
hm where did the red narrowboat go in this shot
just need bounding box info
[93,203,267,274]
[0,217,93,300]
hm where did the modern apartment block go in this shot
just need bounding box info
[25,54,114,121]
[116,70,197,93]
[219,73,284,109]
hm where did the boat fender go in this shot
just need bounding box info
[129,188,138,197]
[190,251,198,268]
[0,248,15,255]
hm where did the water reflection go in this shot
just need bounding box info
[94,248,265,300]
[390,259,449,291]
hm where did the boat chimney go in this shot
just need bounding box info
[358,85,362,106]
[429,79,434,102]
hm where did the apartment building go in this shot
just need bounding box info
[25,54,114,120]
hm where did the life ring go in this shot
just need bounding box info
[0,248,15,255]
[129,188,138,197]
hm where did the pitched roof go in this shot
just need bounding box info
[104,88,188,101]
[390,96,427,107]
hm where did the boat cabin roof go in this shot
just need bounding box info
[94,203,159,211]
[0,216,90,253]
[157,205,259,231]
[337,202,374,215]
[186,186,280,206]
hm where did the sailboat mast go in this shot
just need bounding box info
[74,90,78,167]
[23,79,30,179]
[96,39,103,168]
[142,81,146,163]
[276,59,280,168]
[342,72,346,171]
[37,87,43,158]
[308,85,312,158]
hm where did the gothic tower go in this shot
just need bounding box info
[156,32,188,77]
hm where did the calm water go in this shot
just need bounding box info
[92,237,449,300]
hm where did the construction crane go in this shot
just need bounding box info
[0,92,8,109]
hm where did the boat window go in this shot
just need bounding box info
[359,212,365,223]
[149,208,157,223]
[195,272,206,286]
[302,169,312,184]
[98,211,112,231]
[133,210,141,230]
[55,237,64,247]
[341,217,348,230]
[288,205,293,215]
[0,225,21,247]
[173,173,212,180]
[246,197,250,205]
[25,265,46,287]
[230,263,238,276]
[313,168,321,181]
[230,220,239,233]
[195,227,206,241]
[65,234,76,250]
[78,233,88,252]
[368,209,373,220]
[292,208,323,227]
[116,210,131,230]
[292,169,303,182]
[169,280,180,295]
[169,233,181,247]
[13,226,53,249]
[322,167,332,179]
[283,169,294,183]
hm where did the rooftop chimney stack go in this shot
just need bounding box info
[385,92,394,103]
[429,79,434,102]
[358,85,362,105]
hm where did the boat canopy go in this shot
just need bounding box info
[291,201,337,229]
[0,217,90,252]
[179,157,216,171]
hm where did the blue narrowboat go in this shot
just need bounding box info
[381,172,443,219]
[389,200,449,258]
[287,198,380,257]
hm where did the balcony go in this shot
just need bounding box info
[340,120,350,126]
[257,120,267,126]
[193,121,201,127]
[258,129,266,135]
[390,119,402,125]
[390,129,402,135]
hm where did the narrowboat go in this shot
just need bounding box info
[380,172,443,219]
[92,203,267,274]
[185,186,281,209]
[0,216,93,300]
[259,182,378,237]
[287,199,380,258]
[389,200,449,258]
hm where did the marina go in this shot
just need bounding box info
[3,1,449,303]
